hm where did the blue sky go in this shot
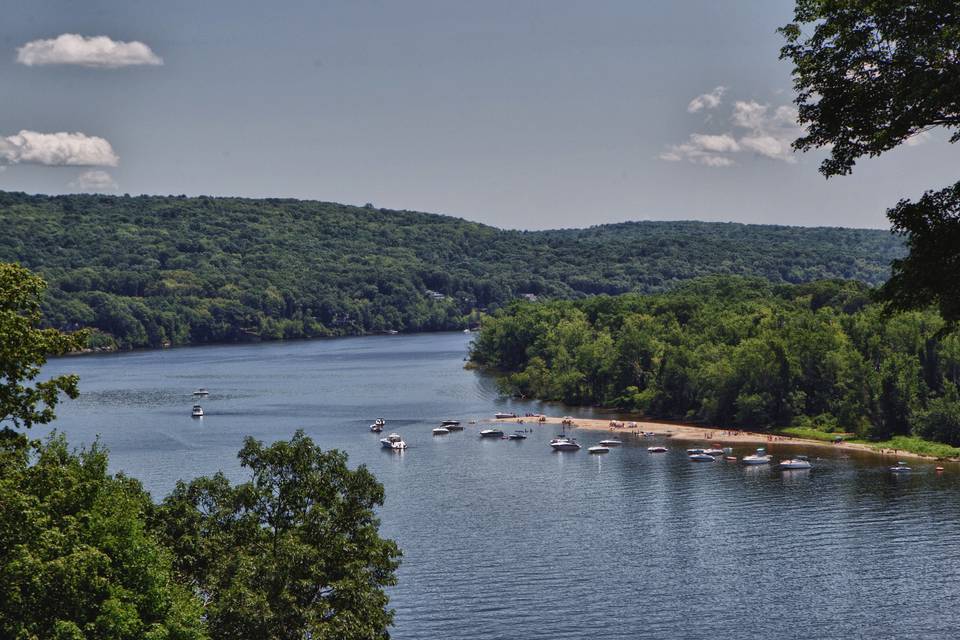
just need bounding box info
[0,0,954,230]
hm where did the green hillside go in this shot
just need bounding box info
[0,190,904,349]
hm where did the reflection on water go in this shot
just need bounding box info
[40,332,960,639]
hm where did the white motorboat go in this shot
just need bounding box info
[494,412,517,419]
[742,448,772,465]
[432,427,450,436]
[598,439,622,447]
[370,418,386,432]
[779,455,812,470]
[703,448,725,456]
[508,431,528,440]
[192,388,209,396]
[191,404,204,418]
[550,435,581,451]
[480,429,504,438]
[647,446,668,453]
[686,448,705,455]
[688,452,716,462]
[890,461,912,473]
[440,420,462,428]
[589,445,610,454]
[380,433,407,450]
[642,431,656,438]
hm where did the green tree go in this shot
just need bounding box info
[0,263,88,431]
[155,430,402,640]
[0,434,207,640]
[779,1,960,322]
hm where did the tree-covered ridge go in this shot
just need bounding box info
[470,277,960,446]
[0,190,904,349]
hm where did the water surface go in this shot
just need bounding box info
[41,332,960,639]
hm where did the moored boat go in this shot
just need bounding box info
[742,448,772,465]
[688,452,716,462]
[550,435,581,451]
[508,431,527,440]
[703,448,725,456]
[890,461,912,473]
[370,418,386,432]
[192,388,209,396]
[380,433,407,450]
[494,412,517,419]
[191,404,204,418]
[480,429,504,438]
[647,446,668,453]
[779,455,811,470]
[440,419,461,427]
[432,427,450,436]
[598,439,622,447]
[588,445,610,454]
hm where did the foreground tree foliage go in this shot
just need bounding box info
[0,434,208,640]
[471,276,960,445]
[0,191,904,349]
[0,263,87,430]
[780,0,960,322]
[154,430,401,640]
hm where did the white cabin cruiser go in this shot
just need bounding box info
[647,446,668,453]
[550,436,581,451]
[380,433,407,450]
[779,455,812,470]
[703,448,725,456]
[686,448,705,455]
[494,412,517,419]
[440,420,462,430]
[598,439,623,447]
[192,388,209,397]
[742,448,772,465]
[688,452,716,462]
[432,427,450,436]
[588,445,610,454]
[890,461,912,473]
[508,431,528,440]
[370,418,386,433]
[480,429,504,438]
[191,405,204,418]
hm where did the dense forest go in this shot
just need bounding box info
[0,190,904,349]
[469,277,960,447]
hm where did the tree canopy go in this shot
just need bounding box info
[471,276,960,446]
[780,0,960,322]
[154,430,401,640]
[0,262,87,431]
[0,190,903,349]
[0,433,208,640]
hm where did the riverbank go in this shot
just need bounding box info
[490,414,959,463]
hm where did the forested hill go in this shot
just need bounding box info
[0,190,904,349]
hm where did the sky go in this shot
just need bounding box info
[0,0,955,230]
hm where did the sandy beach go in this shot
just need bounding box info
[487,414,954,463]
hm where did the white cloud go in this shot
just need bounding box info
[69,170,118,192]
[730,101,802,162]
[0,130,119,167]
[659,133,738,167]
[687,86,726,113]
[16,34,163,68]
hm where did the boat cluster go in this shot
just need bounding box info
[647,445,814,470]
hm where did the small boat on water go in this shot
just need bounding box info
[688,452,716,462]
[380,433,407,450]
[480,429,504,438]
[589,445,610,454]
[440,419,461,427]
[890,461,912,473]
[370,418,386,433]
[192,388,209,397]
[742,448,772,465]
[508,431,528,440]
[495,412,517,419]
[779,455,812,470]
[703,448,725,456]
[550,435,581,451]
[432,427,450,436]
[191,404,204,418]
[599,439,622,447]
[647,446,668,453]
[642,431,656,438]
[686,448,705,455]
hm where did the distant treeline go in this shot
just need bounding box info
[0,190,904,349]
[469,277,960,446]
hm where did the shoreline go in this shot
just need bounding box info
[490,414,956,464]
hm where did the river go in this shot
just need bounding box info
[39,332,960,639]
